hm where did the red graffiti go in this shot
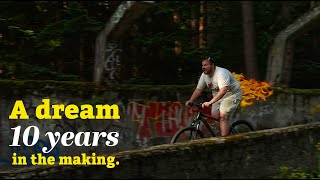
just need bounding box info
[127,101,211,139]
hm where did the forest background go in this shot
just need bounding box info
[0,1,319,88]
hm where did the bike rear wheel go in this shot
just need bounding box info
[170,126,204,144]
[230,120,254,134]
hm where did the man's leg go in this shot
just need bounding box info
[211,101,221,132]
[219,93,240,136]
[211,110,220,128]
[219,112,230,136]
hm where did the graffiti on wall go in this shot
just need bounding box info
[0,97,212,169]
[111,1,134,24]
[0,136,60,168]
[125,101,212,141]
[104,43,122,83]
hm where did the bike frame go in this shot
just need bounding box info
[191,107,220,137]
[170,103,254,143]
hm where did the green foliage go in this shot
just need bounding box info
[7,26,35,37]
[0,61,80,81]
[0,1,316,84]
[273,143,320,179]
[0,1,109,81]
[34,2,103,56]
[273,166,320,179]
[309,104,320,114]
[132,32,176,49]
[122,1,314,85]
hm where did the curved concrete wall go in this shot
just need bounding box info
[0,82,319,177]
[1,122,320,179]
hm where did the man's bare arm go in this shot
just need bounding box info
[185,88,203,106]
[202,86,228,108]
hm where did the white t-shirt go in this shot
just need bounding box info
[196,66,242,100]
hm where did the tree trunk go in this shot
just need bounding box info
[173,12,182,55]
[190,3,199,48]
[241,1,259,79]
[206,1,215,48]
[63,1,67,8]
[79,36,85,79]
[199,1,205,48]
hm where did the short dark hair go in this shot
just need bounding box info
[203,56,214,64]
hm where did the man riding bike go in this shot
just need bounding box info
[185,56,242,136]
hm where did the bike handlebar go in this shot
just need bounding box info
[188,102,203,109]
[188,102,218,121]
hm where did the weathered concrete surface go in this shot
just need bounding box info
[233,87,320,130]
[94,1,155,82]
[1,122,320,179]
[0,82,319,173]
[266,5,320,85]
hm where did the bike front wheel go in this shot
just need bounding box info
[230,120,254,135]
[170,126,204,144]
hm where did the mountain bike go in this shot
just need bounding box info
[170,102,254,144]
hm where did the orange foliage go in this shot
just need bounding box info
[232,72,274,107]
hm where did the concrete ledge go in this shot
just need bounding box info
[1,122,320,179]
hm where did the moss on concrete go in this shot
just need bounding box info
[1,80,319,95]
[271,87,320,95]
[0,80,196,93]
[2,122,320,178]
